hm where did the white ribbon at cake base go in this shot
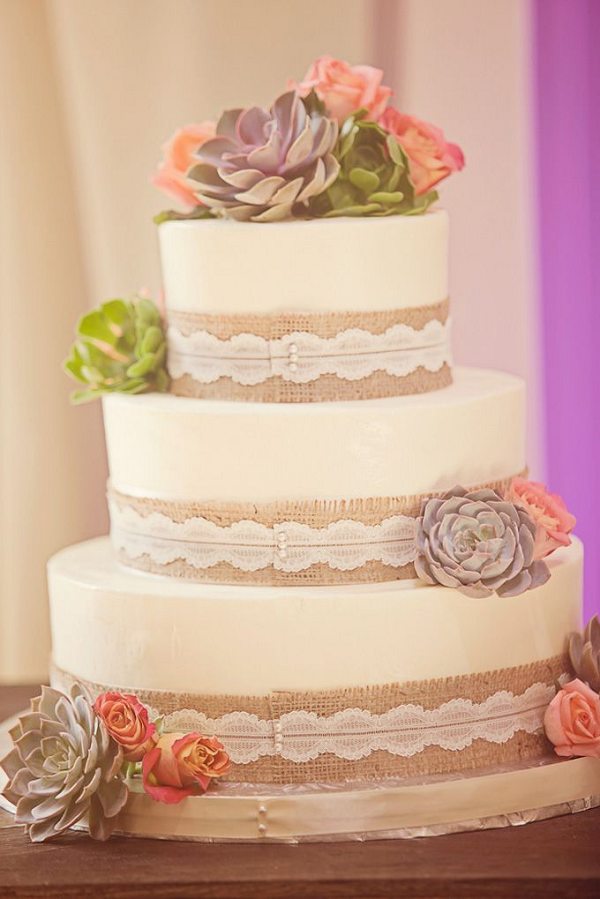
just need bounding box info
[167,318,451,386]
[144,683,555,765]
[109,500,418,573]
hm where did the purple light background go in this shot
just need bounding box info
[534,0,599,617]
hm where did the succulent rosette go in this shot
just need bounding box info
[64,296,169,403]
[308,110,436,218]
[187,91,339,222]
[415,486,551,598]
[0,686,128,842]
[569,616,600,692]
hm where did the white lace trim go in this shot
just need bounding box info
[109,501,418,572]
[146,683,554,764]
[167,319,451,386]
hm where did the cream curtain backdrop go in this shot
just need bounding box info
[0,0,540,682]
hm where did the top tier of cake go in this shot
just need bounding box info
[158,210,448,315]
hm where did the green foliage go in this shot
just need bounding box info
[64,296,170,404]
[308,110,438,218]
[153,206,214,225]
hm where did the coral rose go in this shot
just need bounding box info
[152,122,216,209]
[506,477,576,560]
[379,107,464,195]
[293,55,392,122]
[142,732,231,804]
[93,692,157,762]
[544,679,600,759]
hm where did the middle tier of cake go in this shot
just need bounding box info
[104,367,526,585]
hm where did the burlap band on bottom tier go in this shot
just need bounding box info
[167,300,452,403]
[51,654,567,785]
[109,472,524,586]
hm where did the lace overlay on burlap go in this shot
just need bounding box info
[167,318,451,387]
[109,501,418,573]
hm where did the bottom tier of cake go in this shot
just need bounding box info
[48,537,583,788]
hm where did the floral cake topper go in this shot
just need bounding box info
[153,56,464,222]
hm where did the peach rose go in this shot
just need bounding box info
[151,122,216,210]
[379,107,464,195]
[544,679,600,759]
[142,732,231,804]
[293,55,392,122]
[506,477,576,560]
[93,692,157,762]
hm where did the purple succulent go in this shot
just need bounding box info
[187,91,339,222]
[415,486,551,598]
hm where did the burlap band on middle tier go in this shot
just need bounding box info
[109,472,524,586]
[167,299,452,403]
[51,654,567,784]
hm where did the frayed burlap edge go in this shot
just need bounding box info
[109,472,525,526]
[116,552,410,585]
[168,298,450,340]
[51,654,567,784]
[170,364,452,403]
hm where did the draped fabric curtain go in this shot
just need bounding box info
[2,0,582,683]
[0,0,370,682]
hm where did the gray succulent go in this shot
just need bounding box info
[0,686,128,842]
[188,91,339,222]
[569,616,600,691]
[415,486,551,598]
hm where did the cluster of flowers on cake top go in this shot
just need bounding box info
[0,686,230,843]
[543,616,600,760]
[415,478,575,598]
[152,56,465,222]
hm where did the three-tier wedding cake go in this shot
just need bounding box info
[3,57,599,844]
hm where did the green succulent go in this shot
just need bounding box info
[153,206,214,225]
[64,296,169,404]
[307,110,438,218]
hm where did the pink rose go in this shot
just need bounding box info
[142,732,231,805]
[544,679,600,759]
[93,692,157,762]
[152,122,216,210]
[379,107,464,195]
[506,477,576,560]
[292,55,392,123]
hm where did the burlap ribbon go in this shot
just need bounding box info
[51,654,567,785]
[167,300,452,402]
[109,472,524,586]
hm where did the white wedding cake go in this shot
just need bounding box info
[3,58,599,845]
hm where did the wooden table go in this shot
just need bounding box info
[1,685,599,898]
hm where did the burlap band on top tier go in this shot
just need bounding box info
[109,472,523,586]
[167,299,452,403]
[51,654,567,784]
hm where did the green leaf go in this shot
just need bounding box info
[126,354,156,378]
[324,203,383,217]
[369,190,405,204]
[154,207,214,225]
[385,135,405,167]
[348,168,380,194]
[77,309,118,345]
[140,325,163,355]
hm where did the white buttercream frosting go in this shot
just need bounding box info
[103,367,525,502]
[48,537,583,696]
[158,211,449,315]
